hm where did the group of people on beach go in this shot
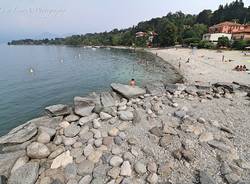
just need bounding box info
[233,65,249,71]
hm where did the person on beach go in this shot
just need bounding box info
[243,65,249,71]
[186,58,190,63]
[234,65,249,71]
[130,79,136,87]
[178,62,181,70]
[222,55,225,62]
[234,65,240,71]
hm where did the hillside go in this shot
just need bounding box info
[9,0,250,47]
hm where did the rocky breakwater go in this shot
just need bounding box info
[0,82,250,184]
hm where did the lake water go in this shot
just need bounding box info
[0,45,181,135]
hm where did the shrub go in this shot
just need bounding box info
[232,40,248,50]
[183,38,200,45]
[217,37,230,48]
[198,40,215,49]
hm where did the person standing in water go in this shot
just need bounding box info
[130,79,136,87]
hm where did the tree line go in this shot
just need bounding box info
[9,0,250,49]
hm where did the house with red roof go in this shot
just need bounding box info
[232,27,250,41]
[203,21,250,44]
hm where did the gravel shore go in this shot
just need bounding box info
[149,48,250,84]
[0,48,249,184]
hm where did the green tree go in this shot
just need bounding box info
[9,0,250,48]
[232,40,248,50]
[157,20,177,46]
[196,10,212,25]
[198,40,215,49]
[217,37,230,47]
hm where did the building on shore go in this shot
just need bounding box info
[232,28,250,41]
[203,33,232,44]
[208,21,244,34]
[203,21,250,44]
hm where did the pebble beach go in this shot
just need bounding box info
[0,48,249,184]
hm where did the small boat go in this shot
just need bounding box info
[92,48,96,51]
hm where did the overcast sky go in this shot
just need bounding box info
[0,0,249,42]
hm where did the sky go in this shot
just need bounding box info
[0,0,249,43]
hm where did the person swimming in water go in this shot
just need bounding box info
[129,79,136,87]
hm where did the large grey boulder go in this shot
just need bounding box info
[145,82,165,96]
[38,126,56,137]
[8,162,39,184]
[64,163,77,180]
[165,83,186,94]
[64,124,80,137]
[0,122,37,144]
[0,150,26,177]
[11,156,29,173]
[235,82,250,94]
[2,140,32,153]
[0,175,7,184]
[79,175,92,184]
[213,82,239,93]
[74,96,96,117]
[134,161,147,175]
[195,83,212,91]
[185,85,198,95]
[77,160,95,176]
[101,92,116,107]
[111,83,146,99]
[79,113,98,126]
[118,111,134,121]
[208,140,231,152]
[45,104,71,117]
[64,114,80,122]
[30,116,63,129]
[27,142,50,159]
[199,171,216,184]
[51,151,73,169]
[37,132,51,144]
[120,161,132,176]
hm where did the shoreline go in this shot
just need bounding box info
[0,47,250,183]
[0,81,249,183]
[149,48,250,85]
[0,46,181,136]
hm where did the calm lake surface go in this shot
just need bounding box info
[0,45,181,135]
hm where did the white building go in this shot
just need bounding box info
[202,33,232,44]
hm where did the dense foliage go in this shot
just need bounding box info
[9,0,250,49]
[232,40,250,50]
[217,37,231,47]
